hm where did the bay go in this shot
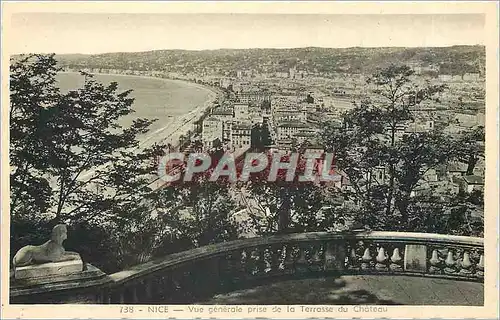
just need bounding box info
[56,72,215,145]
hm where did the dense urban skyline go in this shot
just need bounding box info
[10,13,485,54]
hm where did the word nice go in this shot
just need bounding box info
[157,152,341,183]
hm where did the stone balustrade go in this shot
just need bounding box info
[10,231,484,304]
[99,231,484,304]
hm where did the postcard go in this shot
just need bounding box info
[1,1,498,319]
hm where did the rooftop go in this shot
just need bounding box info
[212,109,233,116]
[463,175,484,185]
[204,117,221,122]
[448,162,469,172]
[278,121,310,128]
[232,123,253,130]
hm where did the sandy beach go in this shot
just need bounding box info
[138,83,218,149]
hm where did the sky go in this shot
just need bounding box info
[9,13,485,54]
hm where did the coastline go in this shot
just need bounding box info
[59,71,221,149]
[59,71,218,97]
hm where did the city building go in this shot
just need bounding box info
[231,123,252,148]
[202,117,223,147]
[406,119,435,133]
[234,103,249,119]
[236,92,271,105]
[276,121,312,141]
[211,108,234,122]
[461,175,484,193]
[219,78,233,89]
[273,108,307,122]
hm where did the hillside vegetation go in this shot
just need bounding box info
[51,46,485,75]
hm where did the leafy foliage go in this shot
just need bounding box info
[54,46,485,76]
[240,152,345,235]
[321,64,483,236]
[9,54,239,272]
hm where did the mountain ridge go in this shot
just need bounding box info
[16,45,484,76]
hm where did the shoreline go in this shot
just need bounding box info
[59,71,222,148]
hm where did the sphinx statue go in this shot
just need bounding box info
[12,224,81,268]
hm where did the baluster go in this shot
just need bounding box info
[389,247,403,271]
[198,259,216,299]
[157,274,167,302]
[360,248,372,270]
[119,290,125,304]
[295,244,309,273]
[99,288,109,304]
[95,292,102,304]
[97,290,105,303]
[476,254,484,278]
[269,244,283,275]
[243,248,255,277]
[260,247,271,274]
[131,284,139,303]
[347,247,359,270]
[239,249,249,282]
[170,271,183,303]
[226,252,236,287]
[243,248,252,276]
[444,250,457,274]
[108,289,118,304]
[182,268,196,301]
[459,251,473,275]
[310,244,323,272]
[249,247,261,276]
[279,245,288,272]
[105,288,112,304]
[219,252,234,289]
[375,246,388,271]
[184,268,195,302]
[428,249,442,273]
[283,245,296,275]
[324,241,344,272]
[235,250,246,282]
[209,256,221,288]
[143,278,152,303]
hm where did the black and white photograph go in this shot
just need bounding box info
[2,2,498,319]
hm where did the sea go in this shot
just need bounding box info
[56,72,214,144]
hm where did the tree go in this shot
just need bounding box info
[10,54,60,219]
[149,151,243,249]
[10,54,168,270]
[240,152,343,235]
[321,64,481,234]
[11,54,159,221]
[250,123,273,150]
[306,94,314,104]
[10,55,242,272]
[454,126,484,175]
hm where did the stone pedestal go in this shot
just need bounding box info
[10,263,113,304]
[15,258,84,280]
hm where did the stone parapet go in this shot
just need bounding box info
[9,231,484,304]
[10,263,112,304]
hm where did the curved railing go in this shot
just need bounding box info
[92,231,484,304]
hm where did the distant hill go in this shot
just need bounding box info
[51,46,485,76]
